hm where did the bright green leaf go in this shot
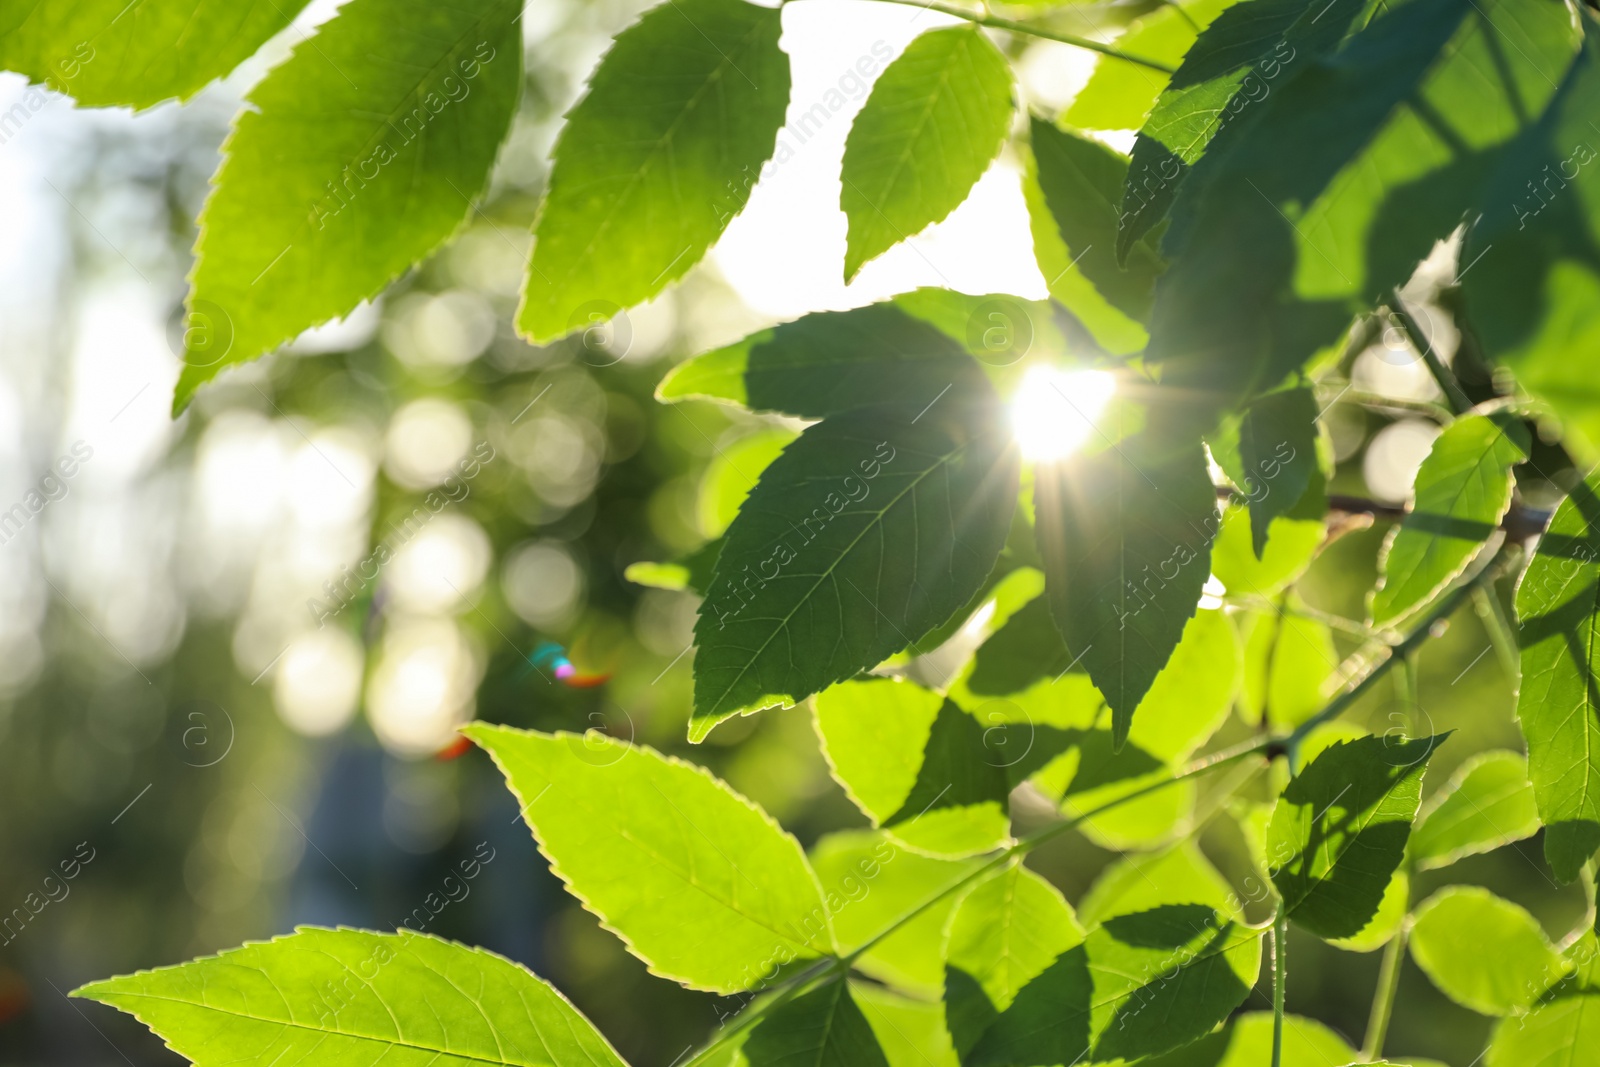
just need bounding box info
[1034,428,1217,747]
[625,538,723,595]
[1065,0,1236,132]
[1410,886,1565,1016]
[692,399,1018,739]
[1410,750,1541,871]
[700,429,797,538]
[1517,468,1600,882]
[1077,840,1238,926]
[968,903,1263,1066]
[1268,733,1442,939]
[1486,994,1600,1066]
[1238,610,1336,729]
[518,0,790,342]
[814,678,1011,857]
[1212,502,1326,601]
[465,725,833,993]
[852,983,959,1067]
[176,0,522,410]
[1138,1011,1359,1067]
[0,0,309,109]
[73,927,625,1067]
[840,26,1013,281]
[1373,411,1529,625]
[808,829,982,997]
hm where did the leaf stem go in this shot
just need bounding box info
[1362,916,1409,1060]
[1472,585,1520,682]
[1271,906,1287,1067]
[855,0,1178,73]
[1388,290,1473,414]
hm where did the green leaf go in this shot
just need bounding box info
[742,979,889,1067]
[814,678,1011,857]
[72,927,625,1067]
[1328,868,1408,953]
[840,26,1013,281]
[1517,469,1600,882]
[1146,0,1578,414]
[1029,116,1165,326]
[1373,412,1529,625]
[175,0,522,410]
[658,301,988,419]
[1211,501,1325,600]
[944,863,1085,1057]
[1137,1011,1359,1067]
[968,904,1263,1066]
[1409,750,1541,872]
[700,429,798,538]
[1237,610,1336,729]
[1064,0,1237,132]
[1268,733,1443,939]
[1077,840,1238,926]
[692,399,1018,740]
[1034,428,1218,747]
[1487,994,1600,1067]
[517,0,790,343]
[1459,29,1600,456]
[1117,0,1366,260]
[1236,386,1319,558]
[808,829,982,997]
[0,0,309,108]
[625,538,723,595]
[1409,886,1565,1016]
[852,984,959,1067]
[464,725,833,993]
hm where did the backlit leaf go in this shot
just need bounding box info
[1237,386,1319,558]
[1409,750,1541,871]
[1486,994,1600,1067]
[742,979,889,1067]
[1138,1011,1359,1067]
[1409,886,1564,1016]
[1065,0,1237,132]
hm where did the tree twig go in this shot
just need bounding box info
[854,0,1177,73]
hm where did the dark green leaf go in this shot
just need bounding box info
[0,0,309,108]
[518,0,790,342]
[1373,412,1529,625]
[176,0,523,409]
[1517,469,1600,882]
[744,979,889,1067]
[841,26,1013,281]
[692,399,1018,740]
[1033,429,1217,747]
[73,927,626,1067]
[1267,733,1443,938]
[1237,386,1319,557]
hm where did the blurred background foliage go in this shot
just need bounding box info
[0,0,1580,1064]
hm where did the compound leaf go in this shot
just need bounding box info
[1373,411,1529,626]
[0,0,308,109]
[692,399,1018,740]
[840,25,1013,281]
[1517,470,1600,882]
[518,0,790,342]
[465,725,833,993]
[176,0,522,410]
[1409,750,1541,871]
[73,927,625,1067]
[1267,733,1442,939]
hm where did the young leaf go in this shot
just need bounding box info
[73,927,626,1067]
[1409,750,1541,872]
[840,26,1013,281]
[1236,386,1319,558]
[1486,994,1600,1066]
[1211,501,1325,602]
[1137,1011,1359,1067]
[1029,117,1165,325]
[0,0,309,108]
[853,984,959,1067]
[1033,429,1218,748]
[1373,411,1529,625]
[176,0,523,410]
[968,904,1263,1066]
[813,678,1011,857]
[743,979,889,1067]
[1268,733,1443,939]
[1064,0,1235,132]
[1517,470,1600,882]
[657,301,989,419]
[464,725,834,993]
[944,863,1085,1056]
[519,0,788,343]
[1237,611,1336,729]
[692,399,1018,740]
[1409,886,1565,1016]
[809,830,982,997]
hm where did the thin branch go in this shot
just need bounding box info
[852,0,1178,73]
[1361,916,1409,1059]
[1388,289,1473,414]
[1271,907,1287,1067]
[1213,485,1552,543]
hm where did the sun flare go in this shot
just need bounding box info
[1009,366,1117,461]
